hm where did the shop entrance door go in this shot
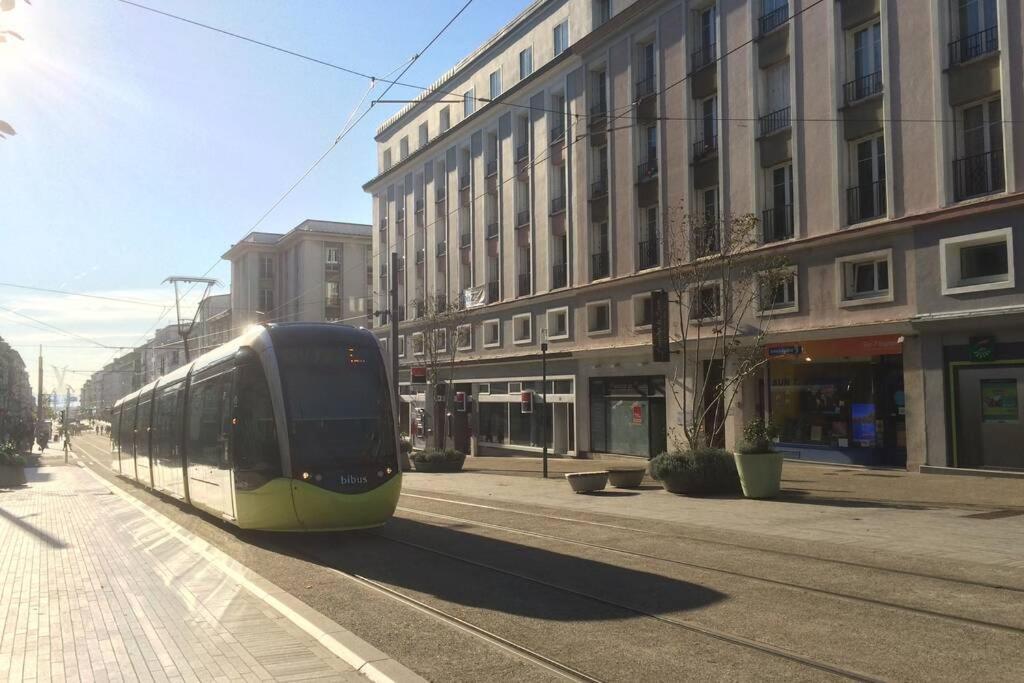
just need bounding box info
[956,366,1024,470]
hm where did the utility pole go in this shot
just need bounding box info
[164,276,218,362]
[390,251,411,471]
[541,330,548,479]
[36,346,43,423]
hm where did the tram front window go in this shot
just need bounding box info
[276,344,397,479]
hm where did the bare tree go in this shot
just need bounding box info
[409,294,472,449]
[663,204,790,452]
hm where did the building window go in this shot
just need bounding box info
[694,187,720,257]
[553,20,569,57]
[512,313,533,344]
[412,332,425,355]
[950,0,998,66]
[463,89,475,117]
[258,289,273,313]
[940,227,1015,295]
[489,70,501,100]
[695,95,717,157]
[434,329,447,353]
[836,249,894,306]
[456,323,472,350]
[637,205,660,270]
[483,319,501,348]
[845,21,882,103]
[325,281,340,306]
[632,293,653,330]
[519,47,533,80]
[383,148,392,170]
[591,221,610,280]
[398,335,406,357]
[759,59,791,136]
[418,122,429,148]
[636,41,656,98]
[399,136,409,160]
[594,0,612,26]
[763,163,794,242]
[758,268,798,314]
[691,283,722,322]
[439,106,451,133]
[954,96,1004,200]
[326,247,340,265]
[546,307,569,341]
[848,134,886,224]
[260,254,273,278]
[691,4,716,70]
[586,300,612,335]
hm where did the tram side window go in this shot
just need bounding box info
[119,404,136,454]
[136,397,153,458]
[233,359,282,483]
[187,370,233,469]
[111,410,121,450]
[153,384,183,467]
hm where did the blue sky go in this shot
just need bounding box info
[0,0,524,395]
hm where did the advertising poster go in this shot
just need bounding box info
[981,379,1019,423]
[851,403,876,445]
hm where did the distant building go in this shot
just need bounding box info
[140,324,185,385]
[223,219,373,328]
[81,349,140,417]
[0,337,35,441]
[194,293,232,356]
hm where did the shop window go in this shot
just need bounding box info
[546,307,570,341]
[836,249,894,306]
[691,284,722,322]
[758,268,798,315]
[632,293,653,330]
[456,323,473,350]
[412,332,425,355]
[398,335,406,357]
[483,319,501,348]
[587,300,612,335]
[478,383,490,394]
[940,227,1015,295]
[509,381,523,393]
[513,313,533,344]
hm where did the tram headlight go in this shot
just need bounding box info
[385,467,393,475]
[301,471,310,480]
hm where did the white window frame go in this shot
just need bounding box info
[847,20,882,82]
[940,227,1015,295]
[553,20,569,57]
[512,313,533,345]
[456,323,473,351]
[835,249,895,307]
[756,267,799,316]
[325,281,340,305]
[546,306,570,341]
[478,382,491,394]
[956,96,1002,158]
[463,88,475,117]
[489,69,502,100]
[412,331,425,356]
[586,299,613,336]
[519,47,533,80]
[631,292,653,331]
[483,319,501,348]
[398,335,406,357]
[326,247,340,264]
[690,281,724,324]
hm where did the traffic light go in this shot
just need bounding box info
[59,410,65,424]
[454,391,467,412]
[520,390,533,414]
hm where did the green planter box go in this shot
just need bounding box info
[733,451,784,499]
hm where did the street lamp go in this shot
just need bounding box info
[541,328,548,479]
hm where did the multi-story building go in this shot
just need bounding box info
[81,349,142,417]
[140,324,185,385]
[365,0,1024,471]
[223,219,374,328]
[194,293,232,356]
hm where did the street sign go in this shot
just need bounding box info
[652,289,670,362]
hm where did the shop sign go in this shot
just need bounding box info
[969,336,996,362]
[411,366,427,383]
[981,379,1019,423]
[631,402,643,425]
[766,335,903,360]
[767,344,802,358]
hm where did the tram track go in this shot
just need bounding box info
[401,491,1024,594]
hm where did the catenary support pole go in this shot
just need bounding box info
[541,339,548,479]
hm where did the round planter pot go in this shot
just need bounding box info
[0,464,27,488]
[659,474,706,495]
[565,471,609,493]
[733,451,784,499]
[607,468,645,489]
[412,456,466,473]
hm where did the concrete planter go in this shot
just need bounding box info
[0,464,27,488]
[607,468,645,489]
[565,471,609,493]
[733,451,784,499]
[412,454,466,473]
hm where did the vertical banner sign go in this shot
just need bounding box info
[652,289,670,362]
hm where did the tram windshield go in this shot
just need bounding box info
[276,343,396,471]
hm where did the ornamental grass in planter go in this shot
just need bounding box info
[0,443,27,488]
[649,447,740,496]
[411,448,466,473]
[733,419,784,499]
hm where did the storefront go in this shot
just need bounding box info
[765,335,906,467]
[477,378,575,454]
[589,376,667,458]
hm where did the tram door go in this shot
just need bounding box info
[956,366,1024,470]
[185,366,237,520]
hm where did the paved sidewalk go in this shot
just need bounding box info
[0,457,363,682]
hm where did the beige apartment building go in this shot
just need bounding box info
[224,219,374,330]
[365,0,1024,471]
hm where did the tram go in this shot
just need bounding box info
[109,323,401,531]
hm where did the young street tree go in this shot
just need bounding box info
[410,293,472,449]
[663,204,790,452]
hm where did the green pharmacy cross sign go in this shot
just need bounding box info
[969,336,996,362]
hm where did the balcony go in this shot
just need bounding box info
[949,26,998,67]
[843,70,882,105]
[953,149,1005,201]
[693,222,721,257]
[691,42,716,72]
[516,143,529,162]
[415,198,424,213]
[436,241,447,257]
[325,261,340,272]
[761,204,794,243]
[486,221,500,239]
[395,208,405,223]
[459,174,470,190]
[757,106,791,138]
[693,135,718,160]
[415,249,425,265]
[590,176,608,199]
[759,3,788,36]
[552,262,567,289]
[846,180,887,224]
[637,158,658,182]
[486,158,498,177]
[516,208,530,228]
[435,186,446,202]
[517,272,531,297]
[637,235,660,270]
[460,231,472,249]
[635,74,656,100]
[550,124,565,143]
[591,251,609,280]
[550,195,566,215]
[487,281,500,303]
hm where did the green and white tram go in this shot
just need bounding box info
[109,323,401,531]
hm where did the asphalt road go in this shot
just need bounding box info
[73,434,1024,682]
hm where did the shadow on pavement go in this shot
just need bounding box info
[250,516,726,622]
[776,490,933,510]
[0,507,67,548]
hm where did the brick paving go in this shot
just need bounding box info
[0,458,362,682]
